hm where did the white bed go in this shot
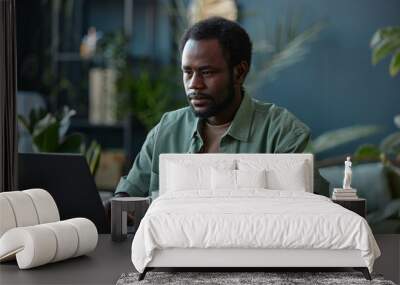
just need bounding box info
[131,154,380,280]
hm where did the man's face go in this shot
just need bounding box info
[181,39,235,119]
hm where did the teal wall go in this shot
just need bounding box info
[88,0,400,159]
[240,0,400,159]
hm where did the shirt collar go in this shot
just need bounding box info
[225,93,253,142]
[190,93,254,142]
[190,116,201,139]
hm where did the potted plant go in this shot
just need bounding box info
[18,106,101,175]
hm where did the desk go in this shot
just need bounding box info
[1,234,399,284]
[0,235,133,285]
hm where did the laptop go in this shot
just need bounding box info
[18,152,108,233]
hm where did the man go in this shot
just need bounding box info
[114,17,327,198]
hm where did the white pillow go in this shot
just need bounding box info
[211,168,236,190]
[266,162,307,191]
[167,162,210,191]
[238,160,308,192]
[211,168,267,190]
[237,169,267,188]
[166,160,235,192]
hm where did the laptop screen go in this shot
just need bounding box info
[18,152,108,233]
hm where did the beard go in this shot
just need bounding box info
[187,78,235,119]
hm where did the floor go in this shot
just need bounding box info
[1,235,397,284]
[374,234,400,284]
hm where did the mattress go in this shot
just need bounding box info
[131,190,380,273]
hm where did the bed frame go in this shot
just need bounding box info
[138,154,372,281]
[139,248,371,280]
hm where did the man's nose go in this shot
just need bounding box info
[189,72,205,90]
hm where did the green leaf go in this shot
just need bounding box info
[353,144,381,161]
[17,114,31,133]
[370,30,382,48]
[32,114,57,137]
[389,50,400,77]
[367,199,400,224]
[32,120,60,152]
[303,142,314,153]
[370,27,400,47]
[57,133,84,153]
[248,21,324,92]
[85,140,101,175]
[380,132,400,155]
[311,125,381,154]
[58,106,77,139]
[28,108,47,133]
[394,114,400,129]
[371,39,400,65]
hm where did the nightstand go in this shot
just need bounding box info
[332,198,366,218]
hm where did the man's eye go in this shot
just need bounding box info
[202,70,213,75]
[183,70,193,76]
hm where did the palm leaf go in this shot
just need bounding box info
[311,125,381,154]
[389,50,400,76]
[85,140,102,175]
[354,144,381,161]
[380,132,400,155]
[367,199,400,224]
[17,114,31,133]
[58,133,84,153]
[58,106,77,139]
[371,38,400,65]
[370,26,400,47]
[370,26,400,77]
[248,22,324,92]
[394,114,400,129]
[32,120,60,153]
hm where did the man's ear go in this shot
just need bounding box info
[233,61,249,85]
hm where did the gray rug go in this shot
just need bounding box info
[116,271,396,285]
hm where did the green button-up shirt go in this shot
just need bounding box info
[115,94,327,197]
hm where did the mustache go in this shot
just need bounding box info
[187,93,212,100]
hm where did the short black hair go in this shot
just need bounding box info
[180,17,252,70]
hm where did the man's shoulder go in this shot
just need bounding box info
[251,97,310,134]
[250,96,274,114]
[159,106,196,127]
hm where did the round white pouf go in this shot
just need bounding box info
[42,221,79,262]
[65,218,98,257]
[0,225,57,269]
[0,218,98,269]
[24,188,60,224]
[0,196,17,237]
[0,191,39,227]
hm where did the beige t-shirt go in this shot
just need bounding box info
[200,121,231,153]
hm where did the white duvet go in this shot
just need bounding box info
[131,190,380,273]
